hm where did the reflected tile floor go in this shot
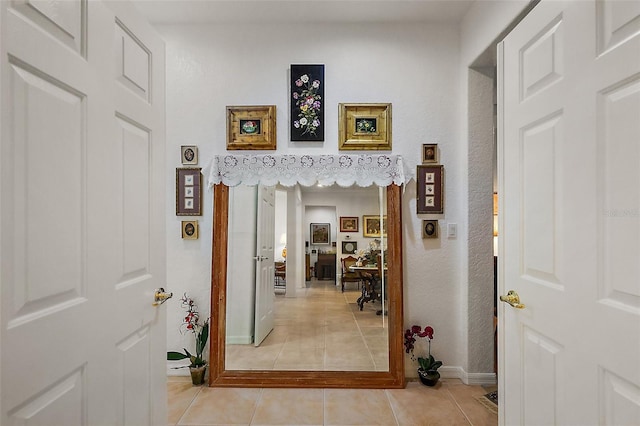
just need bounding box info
[226,279,389,371]
[167,377,498,425]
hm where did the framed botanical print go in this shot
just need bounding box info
[338,103,392,150]
[291,64,324,142]
[226,105,277,150]
[176,168,202,216]
[310,223,330,245]
[339,216,359,232]
[417,165,444,214]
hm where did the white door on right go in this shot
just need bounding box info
[499,0,640,424]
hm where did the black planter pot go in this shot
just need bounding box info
[418,368,440,387]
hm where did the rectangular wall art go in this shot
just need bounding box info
[227,105,277,150]
[290,64,324,141]
[363,215,387,238]
[338,103,392,150]
[310,223,330,245]
[416,165,444,214]
[176,167,202,216]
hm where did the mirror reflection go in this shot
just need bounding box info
[224,183,389,371]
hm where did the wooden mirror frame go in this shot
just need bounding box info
[209,183,405,388]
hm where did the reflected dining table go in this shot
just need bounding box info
[349,264,387,311]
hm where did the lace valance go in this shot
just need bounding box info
[205,154,410,188]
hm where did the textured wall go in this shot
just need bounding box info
[160,16,519,379]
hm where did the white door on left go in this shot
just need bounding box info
[0,1,167,425]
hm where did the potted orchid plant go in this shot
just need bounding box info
[404,325,443,386]
[167,293,209,385]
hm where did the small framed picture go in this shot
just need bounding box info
[363,215,387,238]
[422,220,438,239]
[338,103,392,151]
[226,105,277,150]
[422,144,438,164]
[342,241,357,254]
[339,216,359,232]
[181,145,198,165]
[310,223,330,245]
[181,220,199,239]
[417,165,444,214]
[176,168,202,216]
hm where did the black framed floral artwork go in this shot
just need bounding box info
[291,64,324,141]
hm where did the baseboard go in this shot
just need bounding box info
[167,367,189,376]
[438,366,497,385]
[226,335,253,344]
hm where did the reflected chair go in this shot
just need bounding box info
[274,261,286,293]
[340,255,362,292]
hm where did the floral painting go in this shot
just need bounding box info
[291,64,324,141]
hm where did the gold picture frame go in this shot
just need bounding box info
[416,165,444,214]
[176,168,202,216]
[422,220,438,239]
[422,143,438,164]
[363,215,387,238]
[226,105,277,150]
[181,220,199,239]
[338,103,392,151]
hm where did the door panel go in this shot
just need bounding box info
[0,1,166,425]
[254,185,276,346]
[499,0,640,424]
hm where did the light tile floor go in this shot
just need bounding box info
[169,278,497,425]
[167,377,498,425]
[226,279,389,371]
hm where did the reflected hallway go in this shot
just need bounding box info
[226,278,389,371]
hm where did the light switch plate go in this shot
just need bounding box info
[447,223,457,238]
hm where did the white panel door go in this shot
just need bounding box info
[0,1,166,425]
[254,185,276,346]
[499,0,640,424]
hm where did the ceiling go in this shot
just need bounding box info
[132,0,476,25]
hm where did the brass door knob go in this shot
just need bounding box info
[153,288,173,306]
[499,290,525,309]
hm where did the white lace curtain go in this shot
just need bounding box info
[205,154,410,188]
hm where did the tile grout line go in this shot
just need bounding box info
[175,384,203,426]
[248,387,264,426]
[384,389,402,426]
[444,384,474,426]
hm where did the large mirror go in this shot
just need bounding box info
[210,183,404,388]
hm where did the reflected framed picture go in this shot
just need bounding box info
[310,223,330,245]
[417,165,444,214]
[363,215,387,238]
[226,105,277,150]
[338,103,392,151]
[339,216,359,232]
[422,220,438,239]
[176,167,202,216]
[342,241,357,254]
[181,145,198,165]
[182,220,199,239]
[422,143,438,164]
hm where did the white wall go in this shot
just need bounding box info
[161,11,526,379]
[458,0,532,380]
